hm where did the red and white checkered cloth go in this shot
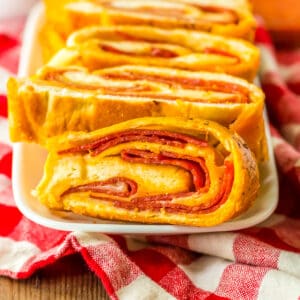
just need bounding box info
[1,14,300,300]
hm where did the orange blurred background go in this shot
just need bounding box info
[251,0,300,47]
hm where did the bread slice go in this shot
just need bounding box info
[63,0,256,40]
[7,65,267,161]
[34,116,260,227]
[48,25,259,81]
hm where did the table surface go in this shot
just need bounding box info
[0,254,110,300]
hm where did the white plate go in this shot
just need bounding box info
[12,3,278,234]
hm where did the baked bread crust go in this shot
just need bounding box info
[34,117,260,227]
[7,65,267,161]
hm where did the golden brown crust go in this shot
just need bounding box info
[34,117,260,227]
[8,65,267,161]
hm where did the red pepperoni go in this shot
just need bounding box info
[101,44,178,58]
[58,129,208,155]
[59,129,235,214]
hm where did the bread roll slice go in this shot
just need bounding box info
[8,65,267,161]
[34,117,260,227]
[62,0,256,40]
[48,25,259,81]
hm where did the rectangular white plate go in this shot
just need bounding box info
[12,3,278,234]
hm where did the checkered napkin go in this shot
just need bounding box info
[1,16,300,300]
